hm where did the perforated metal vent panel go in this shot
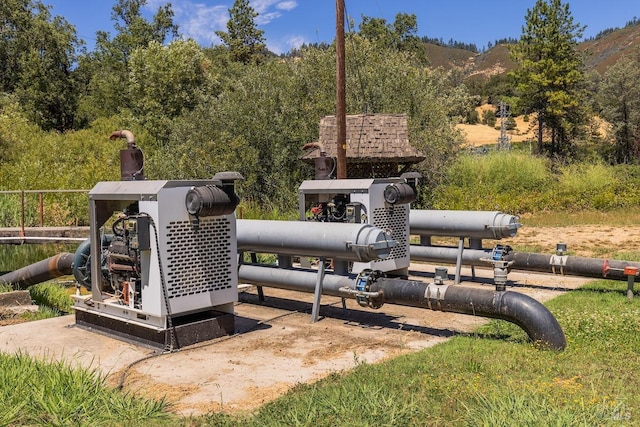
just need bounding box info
[165,217,233,299]
[372,205,408,263]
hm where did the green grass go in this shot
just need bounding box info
[0,282,76,323]
[215,279,638,426]
[29,282,74,314]
[0,352,170,426]
[1,277,627,426]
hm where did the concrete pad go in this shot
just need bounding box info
[0,264,590,416]
[0,315,151,373]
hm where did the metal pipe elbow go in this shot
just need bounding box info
[372,278,566,351]
[443,286,567,351]
[109,130,136,147]
[494,290,566,350]
[301,142,326,155]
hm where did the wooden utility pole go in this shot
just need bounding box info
[335,0,347,179]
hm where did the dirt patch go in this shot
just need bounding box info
[459,106,611,148]
[0,316,30,326]
[457,105,536,147]
[504,224,640,258]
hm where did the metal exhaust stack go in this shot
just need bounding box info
[109,130,144,181]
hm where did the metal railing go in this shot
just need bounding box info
[0,189,89,237]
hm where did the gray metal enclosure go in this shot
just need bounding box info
[297,178,412,275]
[73,179,239,348]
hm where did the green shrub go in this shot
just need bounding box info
[466,109,479,124]
[433,151,553,213]
[556,163,639,210]
[433,153,640,214]
[0,114,124,226]
[0,194,21,227]
[482,109,496,127]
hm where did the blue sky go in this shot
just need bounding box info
[47,0,640,54]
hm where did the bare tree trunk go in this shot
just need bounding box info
[537,115,543,154]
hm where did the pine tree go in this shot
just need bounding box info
[510,0,587,155]
[215,0,266,64]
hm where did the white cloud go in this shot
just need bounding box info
[255,11,281,25]
[250,0,280,15]
[181,4,229,44]
[144,1,299,47]
[267,34,306,55]
[247,0,298,25]
[144,0,228,45]
[250,0,298,24]
[286,35,306,49]
[276,1,297,11]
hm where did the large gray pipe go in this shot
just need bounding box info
[410,210,520,239]
[238,264,566,350]
[0,253,74,289]
[410,245,640,282]
[237,219,396,262]
[410,245,492,266]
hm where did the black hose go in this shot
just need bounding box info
[410,244,640,283]
[371,277,566,351]
[505,252,640,281]
[0,253,74,289]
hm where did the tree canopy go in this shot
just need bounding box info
[76,0,179,124]
[358,13,426,63]
[510,0,588,156]
[215,0,267,64]
[0,0,82,131]
[597,53,640,163]
[1,0,639,214]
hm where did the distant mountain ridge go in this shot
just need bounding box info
[426,23,640,80]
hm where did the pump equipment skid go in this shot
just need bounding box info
[73,178,239,347]
[298,177,414,276]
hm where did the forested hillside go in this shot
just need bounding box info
[435,17,640,81]
[1,0,640,223]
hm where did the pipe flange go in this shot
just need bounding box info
[354,269,384,309]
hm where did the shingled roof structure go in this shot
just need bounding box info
[301,114,425,178]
